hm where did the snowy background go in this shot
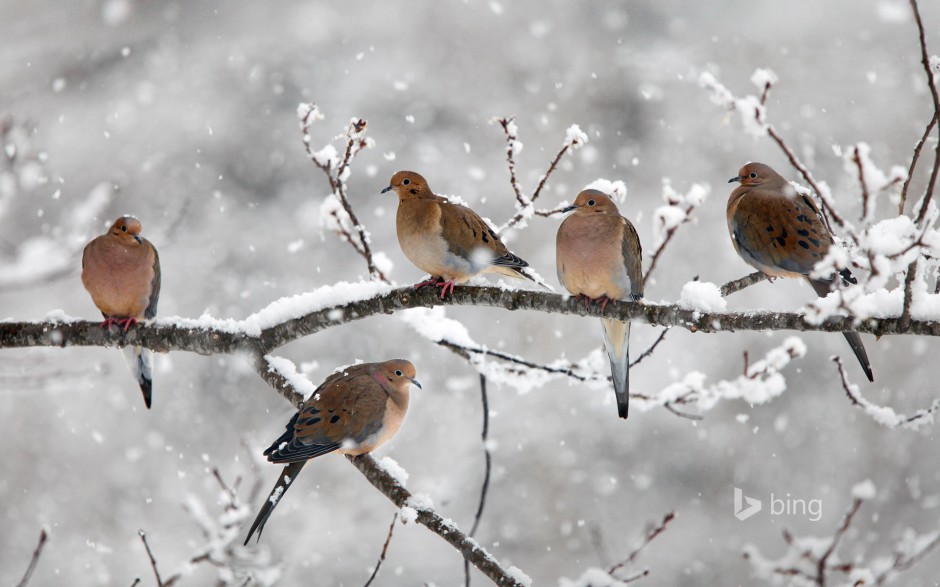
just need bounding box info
[1,0,939,585]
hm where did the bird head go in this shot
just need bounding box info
[381,171,429,200]
[728,162,783,187]
[562,189,620,216]
[108,215,144,245]
[374,359,422,393]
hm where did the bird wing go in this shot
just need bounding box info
[439,201,528,269]
[264,368,387,464]
[730,188,833,277]
[621,218,644,299]
[144,242,160,319]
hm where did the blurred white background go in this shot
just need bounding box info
[1,0,938,585]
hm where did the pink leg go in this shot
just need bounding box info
[596,295,611,313]
[99,317,118,330]
[435,279,457,299]
[415,276,443,290]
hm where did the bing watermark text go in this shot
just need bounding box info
[734,487,822,522]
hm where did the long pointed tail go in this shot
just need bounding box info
[601,318,630,419]
[122,346,153,408]
[244,461,306,545]
[806,278,874,382]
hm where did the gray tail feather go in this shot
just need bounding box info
[122,346,154,409]
[806,278,874,382]
[601,318,630,419]
[244,461,307,545]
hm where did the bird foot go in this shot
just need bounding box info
[435,279,457,299]
[595,295,612,313]
[414,276,444,290]
[99,317,119,330]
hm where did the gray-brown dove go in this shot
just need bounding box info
[727,162,873,382]
[382,170,535,298]
[81,215,161,408]
[244,359,421,544]
[556,189,643,419]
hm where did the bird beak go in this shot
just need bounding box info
[410,377,422,389]
[380,185,393,194]
[561,204,578,213]
[728,176,743,184]
[134,235,142,244]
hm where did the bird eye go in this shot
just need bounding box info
[121,225,127,232]
[588,199,596,206]
[749,172,757,179]
[402,178,411,186]
[395,370,403,376]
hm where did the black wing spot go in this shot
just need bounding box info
[303,407,321,415]
[330,415,340,424]
[780,228,788,238]
[301,417,322,426]
[809,238,821,247]
[797,240,810,249]
[481,233,489,243]
[766,225,774,232]
[775,236,786,246]
[488,229,499,241]
[797,228,810,237]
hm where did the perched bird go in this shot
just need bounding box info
[82,215,161,408]
[382,170,535,298]
[244,359,421,544]
[727,162,873,382]
[556,189,643,419]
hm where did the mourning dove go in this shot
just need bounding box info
[556,189,643,419]
[244,359,421,544]
[382,170,535,298]
[81,215,161,408]
[727,162,874,382]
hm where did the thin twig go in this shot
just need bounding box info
[900,260,917,332]
[852,145,872,222]
[898,114,937,215]
[720,271,769,296]
[608,511,675,577]
[816,498,864,583]
[465,374,493,587]
[15,529,48,587]
[908,0,940,224]
[630,328,669,368]
[495,117,527,208]
[644,205,694,286]
[833,356,940,428]
[138,530,164,587]
[363,513,399,587]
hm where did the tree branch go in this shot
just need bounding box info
[348,454,528,587]
[908,0,940,224]
[7,285,940,361]
[15,528,47,587]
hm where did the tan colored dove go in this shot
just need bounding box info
[728,162,873,382]
[556,189,643,419]
[244,359,421,544]
[81,215,161,408]
[382,170,535,298]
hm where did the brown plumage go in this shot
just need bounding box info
[727,162,873,382]
[557,189,643,419]
[81,215,161,407]
[382,170,534,298]
[244,360,421,544]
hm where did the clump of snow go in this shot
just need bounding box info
[399,505,418,524]
[406,493,435,511]
[852,479,877,500]
[377,456,409,485]
[677,281,726,312]
[265,355,319,401]
[750,68,778,91]
[652,181,709,247]
[697,71,768,139]
[564,124,588,149]
[246,280,394,330]
[583,178,627,203]
[506,565,533,587]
